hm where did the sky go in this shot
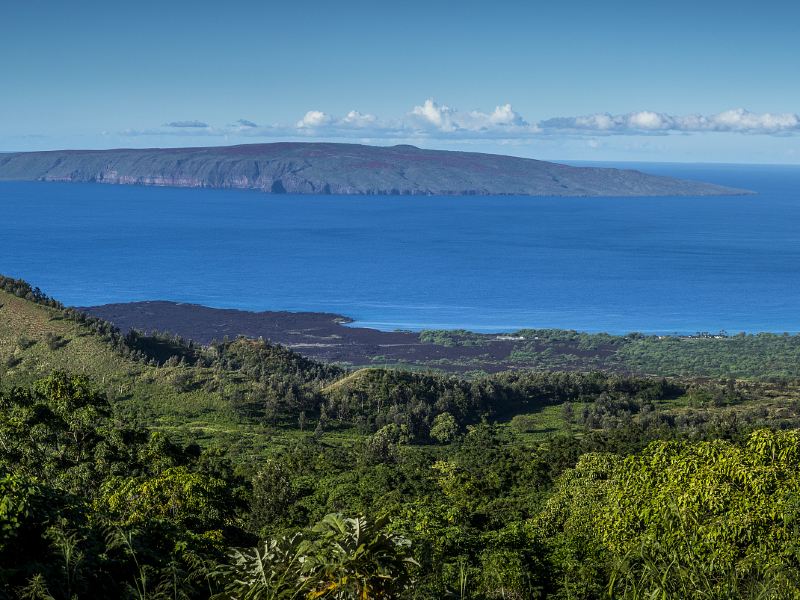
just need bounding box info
[1,0,799,163]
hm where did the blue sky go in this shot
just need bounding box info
[2,0,799,163]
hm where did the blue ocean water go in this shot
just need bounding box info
[1,163,799,334]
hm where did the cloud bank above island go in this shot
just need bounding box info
[540,109,800,135]
[122,100,800,142]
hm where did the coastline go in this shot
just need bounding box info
[80,300,800,377]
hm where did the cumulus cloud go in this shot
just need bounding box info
[286,109,406,140]
[410,99,457,131]
[294,109,382,132]
[125,103,800,141]
[540,108,800,135]
[296,110,332,128]
[342,110,378,127]
[163,120,209,128]
[486,103,528,126]
[709,108,800,133]
[407,99,532,134]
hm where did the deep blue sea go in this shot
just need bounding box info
[1,162,799,334]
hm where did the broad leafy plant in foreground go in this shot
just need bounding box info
[214,513,417,599]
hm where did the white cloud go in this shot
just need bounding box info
[342,110,378,127]
[296,110,332,128]
[541,108,800,135]
[407,99,532,134]
[124,103,800,141]
[488,103,528,126]
[409,99,457,131]
[628,111,667,130]
[708,108,800,133]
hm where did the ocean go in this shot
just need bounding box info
[2,162,799,334]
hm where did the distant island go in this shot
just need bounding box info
[0,142,749,196]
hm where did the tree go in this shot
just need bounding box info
[533,452,621,599]
[248,460,295,536]
[364,424,408,464]
[561,401,574,426]
[97,466,232,538]
[0,372,127,494]
[315,405,329,439]
[536,430,800,599]
[603,430,800,599]
[479,548,534,600]
[430,412,459,444]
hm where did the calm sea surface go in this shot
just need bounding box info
[1,163,799,334]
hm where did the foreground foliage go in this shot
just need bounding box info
[538,431,800,599]
[214,514,416,599]
[5,372,800,598]
[4,276,800,598]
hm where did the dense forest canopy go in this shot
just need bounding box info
[3,274,800,598]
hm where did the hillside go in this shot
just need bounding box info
[6,274,800,597]
[0,142,749,196]
[0,280,343,454]
[0,287,241,436]
[7,273,800,442]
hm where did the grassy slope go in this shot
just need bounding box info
[0,289,289,454]
[0,288,370,456]
[5,287,800,456]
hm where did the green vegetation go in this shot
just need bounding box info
[618,333,800,379]
[419,329,491,347]
[416,327,800,379]
[4,274,800,598]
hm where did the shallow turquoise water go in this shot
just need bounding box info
[1,163,799,334]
